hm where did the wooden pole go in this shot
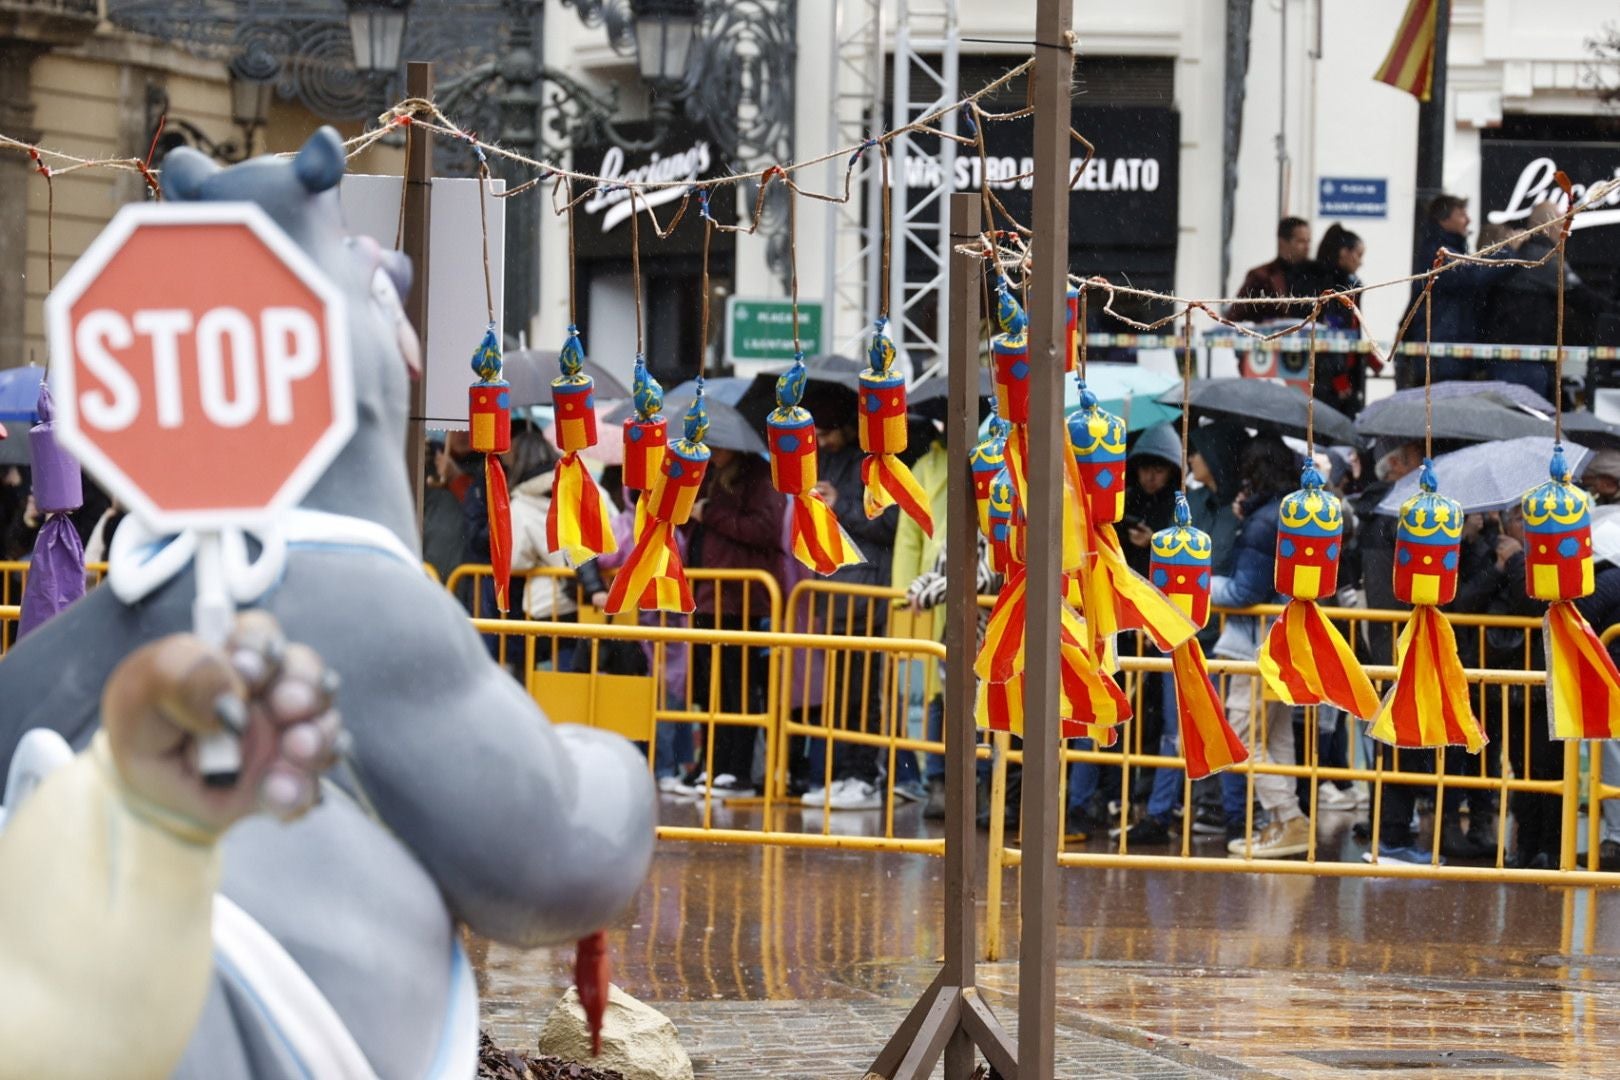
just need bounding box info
[402,60,434,537]
[1019,3,1073,1077]
[942,191,982,1080]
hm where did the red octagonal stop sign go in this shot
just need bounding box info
[45,203,353,530]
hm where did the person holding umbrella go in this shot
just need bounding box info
[676,416,784,802]
[805,414,899,812]
[1210,435,1311,857]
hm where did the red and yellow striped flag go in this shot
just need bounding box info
[1374,0,1438,102]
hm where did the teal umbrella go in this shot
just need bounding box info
[1066,363,1182,431]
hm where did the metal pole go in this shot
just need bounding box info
[942,191,981,1080]
[1410,0,1451,275]
[1019,2,1073,1076]
[402,60,434,536]
[499,1,543,344]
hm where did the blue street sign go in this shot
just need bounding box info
[1319,177,1388,219]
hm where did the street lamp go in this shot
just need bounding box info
[227,47,277,151]
[628,0,698,90]
[346,0,411,75]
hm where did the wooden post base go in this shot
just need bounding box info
[865,973,1019,1080]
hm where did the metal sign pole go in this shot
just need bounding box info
[1018,2,1074,1077]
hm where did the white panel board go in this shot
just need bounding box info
[340,174,505,430]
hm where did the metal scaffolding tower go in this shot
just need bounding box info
[821,0,886,357]
[889,0,959,381]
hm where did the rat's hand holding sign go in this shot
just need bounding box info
[0,612,342,1080]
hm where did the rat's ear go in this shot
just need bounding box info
[294,127,346,194]
[160,146,220,201]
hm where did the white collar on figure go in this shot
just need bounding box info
[107,508,420,607]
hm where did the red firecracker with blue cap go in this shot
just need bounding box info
[1065,285,1080,373]
[971,404,1010,539]
[858,316,934,536]
[1066,373,1196,662]
[546,324,618,565]
[1523,443,1620,738]
[605,387,711,614]
[770,353,862,574]
[1259,459,1379,717]
[468,322,514,612]
[1148,491,1247,778]
[622,355,667,494]
[1370,459,1485,750]
[989,276,1030,425]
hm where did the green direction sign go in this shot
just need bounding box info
[726,297,823,364]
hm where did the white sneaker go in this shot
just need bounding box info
[707,774,757,800]
[657,774,685,794]
[800,782,830,807]
[671,770,707,797]
[1351,783,1371,810]
[1317,783,1359,812]
[825,777,882,811]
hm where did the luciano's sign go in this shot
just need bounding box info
[572,123,733,259]
[1483,141,1620,234]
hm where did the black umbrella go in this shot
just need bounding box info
[1559,411,1620,451]
[908,366,995,423]
[502,348,631,408]
[1354,393,1554,443]
[735,353,864,433]
[603,392,767,456]
[1357,380,1555,427]
[1156,377,1358,446]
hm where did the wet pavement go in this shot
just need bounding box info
[474,796,1620,1078]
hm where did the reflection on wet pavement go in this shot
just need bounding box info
[476,795,1620,1077]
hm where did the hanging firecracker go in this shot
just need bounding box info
[1148,494,1249,778]
[1523,445,1620,738]
[858,316,934,536]
[468,323,514,613]
[1259,460,1380,718]
[769,354,863,574]
[983,464,1014,575]
[974,464,1130,742]
[1067,379,1196,660]
[546,324,618,566]
[604,391,711,614]
[621,356,668,496]
[1369,461,1485,750]
[970,404,1010,541]
[989,276,1030,426]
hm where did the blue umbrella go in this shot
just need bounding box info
[1375,437,1593,516]
[0,366,45,422]
[1070,363,1185,431]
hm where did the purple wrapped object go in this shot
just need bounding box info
[28,382,80,513]
[19,381,85,638]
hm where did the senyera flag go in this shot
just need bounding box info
[1373,0,1438,102]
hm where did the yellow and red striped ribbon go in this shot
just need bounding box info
[1260,600,1380,718]
[1370,605,1484,751]
[547,453,619,566]
[1544,601,1620,740]
[789,492,863,576]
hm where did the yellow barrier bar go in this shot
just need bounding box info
[656,827,945,855]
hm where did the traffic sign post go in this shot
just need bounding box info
[46,201,354,781]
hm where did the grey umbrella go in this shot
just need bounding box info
[1358,380,1556,427]
[603,392,767,456]
[1559,411,1620,451]
[1155,377,1358,446]
[1375,436,1593,516]
[0,421,28,467]
[1354,393,1555,443]
[908,366,995,423]
[502,348,631,408]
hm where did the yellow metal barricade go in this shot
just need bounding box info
[980,603,1620,955]
[473,616,946,855]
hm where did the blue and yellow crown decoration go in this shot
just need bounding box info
[1067,378,1129,525]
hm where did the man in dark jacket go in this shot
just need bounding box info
[1229,217,1318,324]
[1402,195,1512,386]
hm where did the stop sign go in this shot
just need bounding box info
[45,203,353,530]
